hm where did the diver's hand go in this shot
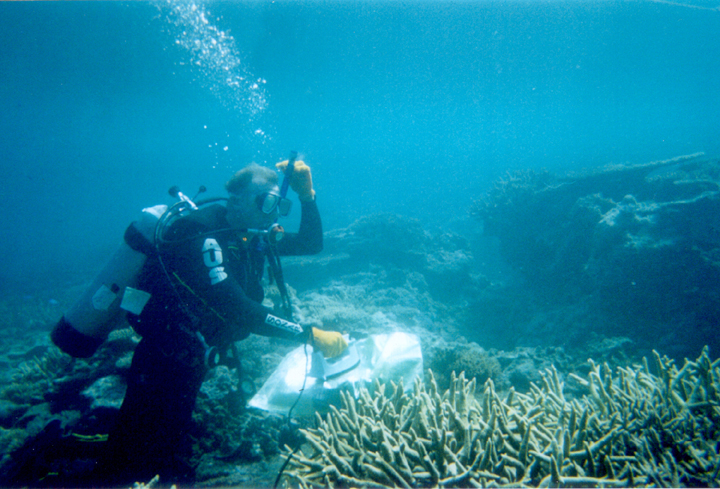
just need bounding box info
[312,327,348,358]
[276,160,315,202]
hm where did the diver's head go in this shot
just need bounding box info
[225,163,291,230]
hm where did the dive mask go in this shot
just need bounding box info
[256,192,292,217]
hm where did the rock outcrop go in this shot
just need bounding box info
[471,153,720,358]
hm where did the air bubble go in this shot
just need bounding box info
[162,0,268,120]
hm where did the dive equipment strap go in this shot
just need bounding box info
[266,245,293,320]
[269,150,297,320]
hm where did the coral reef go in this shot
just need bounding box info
[130,474,177,489]
[193,365,286,463]
[5,206,715,487]
[281,347,720,488]
[470,168,556,239]
[428,344,501,392]
[282,213,479,304]
[1,346,70,405]
[468,153,720,358]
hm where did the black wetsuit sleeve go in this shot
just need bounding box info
[194,257,308,343]
[276,198,323,256]
[164,215,309,345]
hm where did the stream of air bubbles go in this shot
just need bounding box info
[158,0,271,166]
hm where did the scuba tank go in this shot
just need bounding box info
[51,205,167,358]
[52,184,216,358]
[52,157,299,359]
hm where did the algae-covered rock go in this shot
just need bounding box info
[470,153,720,358]
[0,400,29,428]
[283,213,479,303]
[81,375,126,410]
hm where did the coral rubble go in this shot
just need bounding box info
[281,347,720,488]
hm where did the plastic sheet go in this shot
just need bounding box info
[248,332,423,415]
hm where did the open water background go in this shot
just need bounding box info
[1,0,718,294]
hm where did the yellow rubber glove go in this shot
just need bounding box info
[276,160,315,202]
[312,327,348,358]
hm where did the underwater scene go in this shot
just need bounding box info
[1,0,720,487]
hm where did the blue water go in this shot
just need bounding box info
[1,0,718,294]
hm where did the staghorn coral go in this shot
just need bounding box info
[2,347,71,404]
[281,347,720,488]
[129,475,177,489]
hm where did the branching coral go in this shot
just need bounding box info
[281,347,720,488]
[2,347,70,404]
[130,475,178,489]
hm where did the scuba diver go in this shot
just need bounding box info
[51,159,348,485]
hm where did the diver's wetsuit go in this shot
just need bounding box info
[102,200,322,485]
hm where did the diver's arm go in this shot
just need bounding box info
[208,276,310,342]
[166,219,309,343]
[276,197,323,256]
[177,247,308,343]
